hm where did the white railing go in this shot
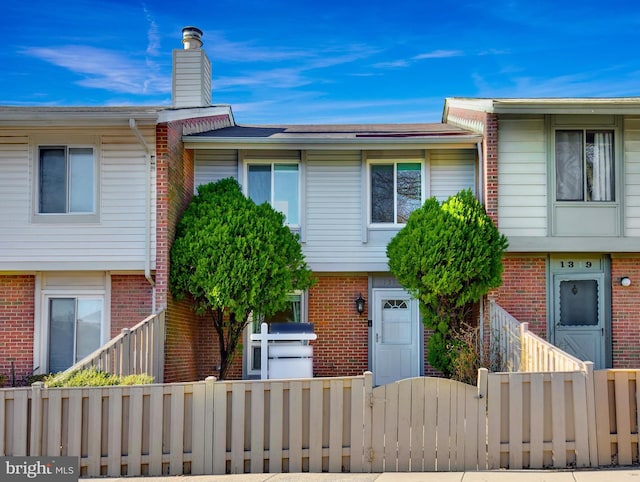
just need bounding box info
[57,310,165,382]
[489,301,587,372]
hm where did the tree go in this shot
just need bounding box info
[386,189,508,377]
[170,178,314,379]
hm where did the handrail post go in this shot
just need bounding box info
[121,328,131,377]
[519,322,529,371]
[260,322,269,380]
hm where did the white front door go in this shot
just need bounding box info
[372,289,420,386]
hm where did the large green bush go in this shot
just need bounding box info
[387,189,508,377]
[170,178,314,379]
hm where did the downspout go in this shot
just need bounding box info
[129,118,156,313]
[476,140,485,355]
[476,140,484,207]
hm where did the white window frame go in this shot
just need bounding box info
[242,160,302,228]
[32,135,100,224]
[367,159,426,227]
[244,290,307,378]
[36,288,108,374]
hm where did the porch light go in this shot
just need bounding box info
[355,293,366,315]
[620,277,632,287]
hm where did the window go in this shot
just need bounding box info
[39,146,95,214]
[555,130,614,202]
[246,293,303,375]
[47,297,103,372]
[370,162,422,224]
[247,163,299,225]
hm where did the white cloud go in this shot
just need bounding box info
[143,5,161,57]
[473,69,640,98]
[24,46,170,95]
[373,60,410,68]
[413,50,464,60]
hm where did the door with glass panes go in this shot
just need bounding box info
[552,273,606,369]
[47,297,103,372]
[372,289,420,386]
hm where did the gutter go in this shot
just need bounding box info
[183,135,483,151]
[129,118,156,312]
[476,141,484,205]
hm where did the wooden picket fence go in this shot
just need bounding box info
[1,368,638,475]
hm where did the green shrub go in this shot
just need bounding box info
[45,368,154,387]
[387,189,508,377]
[119,373,155,385]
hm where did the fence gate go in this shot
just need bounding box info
[366,375,487,472]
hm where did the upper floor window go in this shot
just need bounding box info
[248,163,299,225]
[39,146,95,214]
[555,130,614,202]
[370,162,422,224]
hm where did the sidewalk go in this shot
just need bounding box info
[95,468,639,482]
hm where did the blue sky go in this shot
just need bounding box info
[2,1,640,124]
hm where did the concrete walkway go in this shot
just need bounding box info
[94,468,640,481]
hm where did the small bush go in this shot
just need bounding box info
[45,368,154,387]
[119,373,155,385]
[449,323,502,385]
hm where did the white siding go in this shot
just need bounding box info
[623,117,640,236]
[0,127,154,271]
[430,149,476,201]
[304,151,387,270]
[497,118,548,236]
[194,149,238,188]
[172,49,211,108]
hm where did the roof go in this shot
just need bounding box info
[0,106,163,125]
[183,123,482,149]
[0,105,233,126]
[444,97,640,116]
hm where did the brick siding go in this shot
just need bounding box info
[491,256,548,338]
[110,275,153,337]
[0,275,35,385]
[611,256,640,368]
[308,274,369,377]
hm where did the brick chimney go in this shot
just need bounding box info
[172,26,212,108]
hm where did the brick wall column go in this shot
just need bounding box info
[308,275,369,377]
[610,256,640,368]
[0,275,35,385]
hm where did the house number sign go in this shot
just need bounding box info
[551,257,601,272]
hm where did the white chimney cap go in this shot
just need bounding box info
[182,26,203,50]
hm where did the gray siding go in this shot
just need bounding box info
[189,147,479,271]
[172,49,211,108]
[303,150,387,270]
[0,127,154,271]
[624,117,640,236]
[194,149,238,188]
[430,149,476,201]
[497,118,548,236]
